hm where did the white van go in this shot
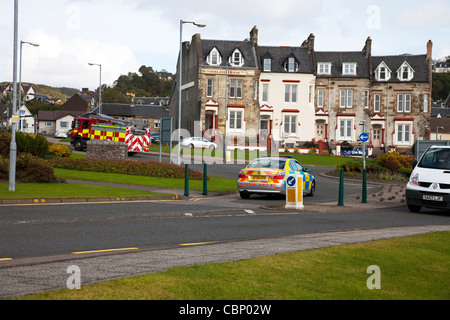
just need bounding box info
[406,146,450,212]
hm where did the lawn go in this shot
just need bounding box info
[16,232,450,300]
[54,168,237,193]
[0,183,165,200]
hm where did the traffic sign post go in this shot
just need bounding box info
[285,174,304,210]
[359,130,368,204]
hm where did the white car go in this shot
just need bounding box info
[54,130,68,138]
[180,137,217,149]
[406,146,450,212]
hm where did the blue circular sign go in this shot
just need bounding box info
[287,176,296,187]
[360,133,369,142]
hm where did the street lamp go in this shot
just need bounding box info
[88,63,102,114]
[18,41,39,107]
[359,120,367,204]
[9,0,19,192]
[178,20,206,166]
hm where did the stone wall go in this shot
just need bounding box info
[86,140,128,160]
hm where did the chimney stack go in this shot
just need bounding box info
[250,26,258,46]
[427,40,433,60]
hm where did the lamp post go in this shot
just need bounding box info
[223,62,231,163]
[9,0,19,192]
[359,120,367,204]
[436,126,444,140]
[178,20,206,166]
[18,41,39,108]
[88,63,102,114]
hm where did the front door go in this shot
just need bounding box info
[372,125,382,148]
[315,121,325,141]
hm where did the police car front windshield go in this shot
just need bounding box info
[419,148,450,170]
[247,159,286,169]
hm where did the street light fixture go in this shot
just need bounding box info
[88,63,102,114]
[177,20,206,166]
[18,41,39,112]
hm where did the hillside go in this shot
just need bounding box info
[1,82,78,101]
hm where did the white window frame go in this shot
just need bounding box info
[396,123,412,144]
[263,59,271,72]
[317,89,324,108]
[342,63,357,75]
[206,78,214,97]
[229,110,243,131]
[340,90,353,108]
[230,79,243,99]
[45,122,53,127]
[229,49,244,67]
[424,94,429,112]
[283,115,297,135]
[364,90,370,109]
[396,62,414,81]
[374,94,381,113]
[338,118,354,140]
[375,62,392,81]
[318,63,331,75]
[285,84,297,103]
[262,83,269,102]
[207,47,222,66]
[397,94,411,113]
[60,121,69,128]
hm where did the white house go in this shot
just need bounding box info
[258,43,316,147]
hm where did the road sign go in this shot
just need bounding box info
[360,133,369,143]
[287,176,296,187]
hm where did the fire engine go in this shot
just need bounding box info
[70,114,152,155]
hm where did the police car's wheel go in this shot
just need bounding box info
[240,192,250,199]
[407,205,421,213]
[308,180,315,197]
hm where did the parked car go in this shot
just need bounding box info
[150,132,160,144]
[54,130,68,138]
[238,156,315,199]
[406,146,450,212]
[180,137,217,149]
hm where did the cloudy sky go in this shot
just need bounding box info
[1,0,449,91]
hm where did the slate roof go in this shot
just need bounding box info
[431,107,450,118]
[95,103,169,118]
[259,46,314,74]
[315,51,370,78]
[201,39,259,69]
[372,54,430,83]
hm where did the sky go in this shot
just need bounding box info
[0,0,449,91]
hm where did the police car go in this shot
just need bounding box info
[238,157,315,199]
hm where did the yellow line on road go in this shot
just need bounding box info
[0,258,12,261]
[180,242,216,247]
[72,248,139,255]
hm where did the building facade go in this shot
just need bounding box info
[169,28,433,155]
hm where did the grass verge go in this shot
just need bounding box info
[15,232,450,300]
[54,168,237,193]
[0,183,165,200]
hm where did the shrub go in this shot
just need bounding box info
[308,148,318,155]
[0,131,11,158]
[16,153,64,183]
[0,157,8,180]
[383,155,402,172]
[377,151,413,170]
[49,143,72,158]
[47,158,205,180]
[15,132,49,158]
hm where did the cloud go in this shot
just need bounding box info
[15,29,141,89]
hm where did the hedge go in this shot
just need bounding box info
[47,158,205,180]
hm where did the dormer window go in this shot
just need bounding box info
[342,63,357,75]
[284,56,298,72]
[207,47,222,66]
[374,62,392,81]
[397,61,414,81]
[263,58,272,72]
[318,63,331,75]
[229,49,244,67]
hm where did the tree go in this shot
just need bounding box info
[432,73,450,101]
